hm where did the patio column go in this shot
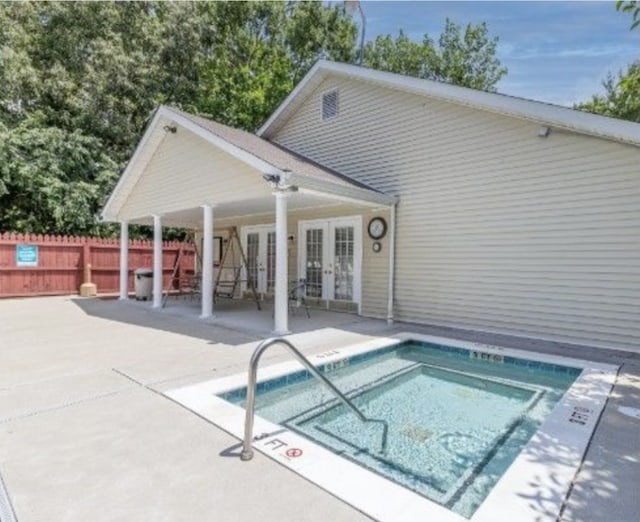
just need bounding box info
[200,204,215,319]
[152,214,163,308]
[273,190,290,335]
[119,221,129,300]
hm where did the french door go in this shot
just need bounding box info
[298,217,362,308]
[241,224,276,295]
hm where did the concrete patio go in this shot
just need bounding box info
[0,296,638,522]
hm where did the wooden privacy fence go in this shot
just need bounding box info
[0,232,196,298]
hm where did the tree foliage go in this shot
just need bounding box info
[0,114,119,234]
[195,2,357,130]
[617,0,640,30]
[575,62,640,123]
[363,19,507,91]
[0,2,507,236]
[575,3,640,122]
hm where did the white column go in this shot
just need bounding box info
[152,214,163,308]
[273,191,290,335]
[119,221,129,300]
[200,204,215,319]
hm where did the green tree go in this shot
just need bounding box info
[0,1,358,236]
[0,3,41,124]
[575,3,640,122]
[363,19,507,91]
[195,1,357,130]
[0,115,118,235]
[617,0,640,30]
[0,2,168,235]
[575,61,640,122]
[0,2,508,236]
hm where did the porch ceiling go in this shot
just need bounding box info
[128,193,373,229]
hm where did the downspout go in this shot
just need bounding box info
[386,202,397,324]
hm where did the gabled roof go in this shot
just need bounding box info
[101,105,394,221]
[258,60,640,148]
[169,108,378,191]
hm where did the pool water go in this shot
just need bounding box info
[221,341,579,518]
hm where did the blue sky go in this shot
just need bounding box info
[359,1,639,106]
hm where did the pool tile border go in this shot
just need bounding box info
[220,338,582,403]
[165,333,618,522]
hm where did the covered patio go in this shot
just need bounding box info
[101,105,397,334]
[129,293,381,338]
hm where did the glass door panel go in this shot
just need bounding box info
[242,225,275,295]
[266,231,276,294]
[305,227,325,298]
[245,232,260,292]
[332,225,354,300]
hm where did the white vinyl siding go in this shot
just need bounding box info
[119,130,269,220]
[271,76,640,351]
[360,209,391,318]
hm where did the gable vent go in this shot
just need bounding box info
[322,89,339,120]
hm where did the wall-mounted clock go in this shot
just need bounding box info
[367,217,387,240]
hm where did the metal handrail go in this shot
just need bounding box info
[240,337,388,461]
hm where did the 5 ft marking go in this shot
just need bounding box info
[261,437,304,459]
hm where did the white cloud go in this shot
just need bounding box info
[509,44,638,60]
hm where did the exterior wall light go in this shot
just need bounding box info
[262,173,281,185]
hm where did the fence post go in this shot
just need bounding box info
[83,243,91,291]
[178,244,184,287]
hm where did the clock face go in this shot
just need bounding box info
[368,217,387,240]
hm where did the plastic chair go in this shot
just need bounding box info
[288,279,310,318]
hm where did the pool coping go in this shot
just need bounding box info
[165,333,618,522]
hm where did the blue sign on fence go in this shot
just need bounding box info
[16,244,38,267]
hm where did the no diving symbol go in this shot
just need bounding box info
[285,447,303,458]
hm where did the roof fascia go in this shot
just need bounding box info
[258,60,640,147]
[343,64,640,147]
[290,173,397,207]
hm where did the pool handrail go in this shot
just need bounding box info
[240,337,388,461]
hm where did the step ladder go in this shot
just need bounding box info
[214,227,261,310]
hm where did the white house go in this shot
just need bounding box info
[102,60,640,352]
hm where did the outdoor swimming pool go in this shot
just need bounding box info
[220,340,579,517]
[167,333,616,522]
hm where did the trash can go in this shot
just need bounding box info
[134,268,153,301]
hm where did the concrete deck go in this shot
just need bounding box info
[0,296,638,522]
